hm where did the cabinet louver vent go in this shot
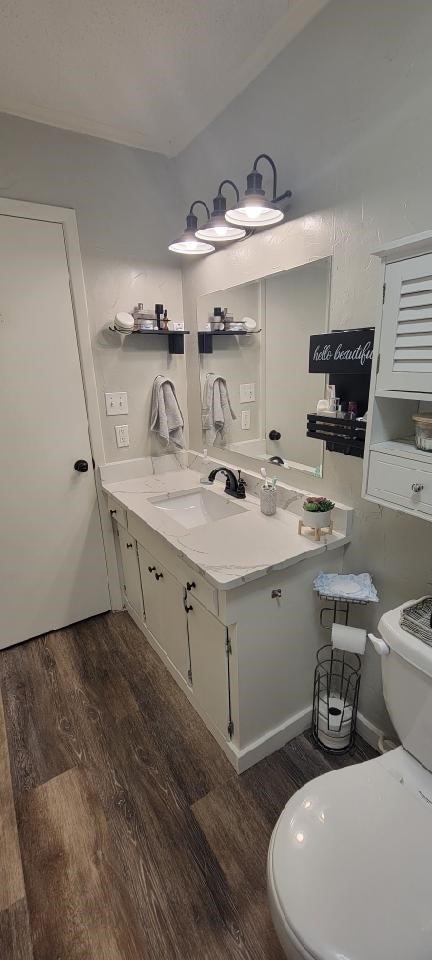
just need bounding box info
[393,274,432,372]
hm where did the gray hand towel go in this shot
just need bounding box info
[150,375,185,448]
[202,373,236,442]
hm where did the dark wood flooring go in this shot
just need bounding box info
[0,611,376,959]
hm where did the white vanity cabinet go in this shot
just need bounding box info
[137,543,191,684]
[363,232,432,520]
[106,482,348,773]
[117,526,144,619]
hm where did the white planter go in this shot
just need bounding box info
[302,509,332,529]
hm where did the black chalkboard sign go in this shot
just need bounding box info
[309,327,374,374]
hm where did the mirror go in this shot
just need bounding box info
[197,257,331,477]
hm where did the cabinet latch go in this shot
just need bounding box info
[227,720,234,738]
[225,637,232,656]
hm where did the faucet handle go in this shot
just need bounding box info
[237,470,247,499]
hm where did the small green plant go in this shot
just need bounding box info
[303,496,335,513]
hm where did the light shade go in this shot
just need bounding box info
[195,193,246,242]
[225,170,284,227]
[225,155,291,228]
[169,210,215,255]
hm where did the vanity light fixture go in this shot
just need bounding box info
[195,180,247,242]
[169,201,215,255]
[225,154,291,228]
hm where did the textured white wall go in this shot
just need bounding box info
[174,0,432,733]
[0,112,186,462]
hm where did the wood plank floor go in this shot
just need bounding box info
[0,611,377,959]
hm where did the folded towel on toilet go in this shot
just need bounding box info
[202,373,236,443]
[150,375,185,448]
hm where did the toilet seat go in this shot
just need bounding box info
[268,755,432,960]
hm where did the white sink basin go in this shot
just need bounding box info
[149,487,247,529]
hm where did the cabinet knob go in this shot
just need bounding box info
[126,542,134,549]
[186,581,196,591]
[155,571,164,580]
[412,483,424,493]
[148,565,156,573]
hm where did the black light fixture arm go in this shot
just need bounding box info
[252,153,292,204]
[217,179,240,202]
[189,200,211,220]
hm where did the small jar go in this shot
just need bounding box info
[260,486,277,516]
[413,414,432,451]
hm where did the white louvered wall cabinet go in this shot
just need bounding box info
[363,231,432,521]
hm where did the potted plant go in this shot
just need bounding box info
[302,496,335,530]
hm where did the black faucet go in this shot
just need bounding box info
[207,467,246,499]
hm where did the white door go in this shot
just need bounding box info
[378,252,432,393]
[0,213,109,648]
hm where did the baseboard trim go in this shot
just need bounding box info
[235,707,312,773]
[356,710,385,752]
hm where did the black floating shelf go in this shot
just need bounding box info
[198,329,260,354]
[307,412,366,459]
[108,327,190,355]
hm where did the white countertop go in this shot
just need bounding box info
[102,468,348,590]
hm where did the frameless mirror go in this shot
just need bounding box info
[197,257,331,477]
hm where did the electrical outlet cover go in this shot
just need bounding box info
[115,424,129,447]
[239,383,255,403]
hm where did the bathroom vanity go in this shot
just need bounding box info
[102,459,351,771]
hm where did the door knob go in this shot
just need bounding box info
[74,459,89,472]
[268,430,281,441]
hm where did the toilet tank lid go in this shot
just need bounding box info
[379,599,432,678]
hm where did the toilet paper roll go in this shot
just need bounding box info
[331,622,366,654]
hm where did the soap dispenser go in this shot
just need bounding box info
[200,449,212,485]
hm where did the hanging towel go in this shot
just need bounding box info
[150,375,185,448]
[202,373,236,442]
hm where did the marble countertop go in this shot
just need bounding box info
[102,468,348,590]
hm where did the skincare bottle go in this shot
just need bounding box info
[200,449,212,485]
[260,468,277,516]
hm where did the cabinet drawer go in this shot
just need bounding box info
[174,556,219,617]
[107,495,127,529]
[368,450,432,516]
[128,515,219,616]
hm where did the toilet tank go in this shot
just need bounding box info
[379,603,432,772]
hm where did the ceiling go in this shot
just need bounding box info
[0,0,329,156]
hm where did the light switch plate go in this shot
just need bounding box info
[105,392,128,416]
[115,424,130,448]
[241,410,251,430]
[239,382,255,403]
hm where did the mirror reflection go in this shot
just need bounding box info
[198,257,331,476]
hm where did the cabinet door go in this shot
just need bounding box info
[378,252,432,393]
[117,527,143,618]
[187,597,230,740]
[137,544,191,683]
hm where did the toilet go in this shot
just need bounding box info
[267,601,432,960]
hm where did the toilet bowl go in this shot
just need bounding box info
[268,601,432,960]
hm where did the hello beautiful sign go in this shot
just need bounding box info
[309,327,375,374]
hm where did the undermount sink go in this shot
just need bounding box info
[149,487,247,529]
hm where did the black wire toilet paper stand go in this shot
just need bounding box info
[312,591,371,755]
